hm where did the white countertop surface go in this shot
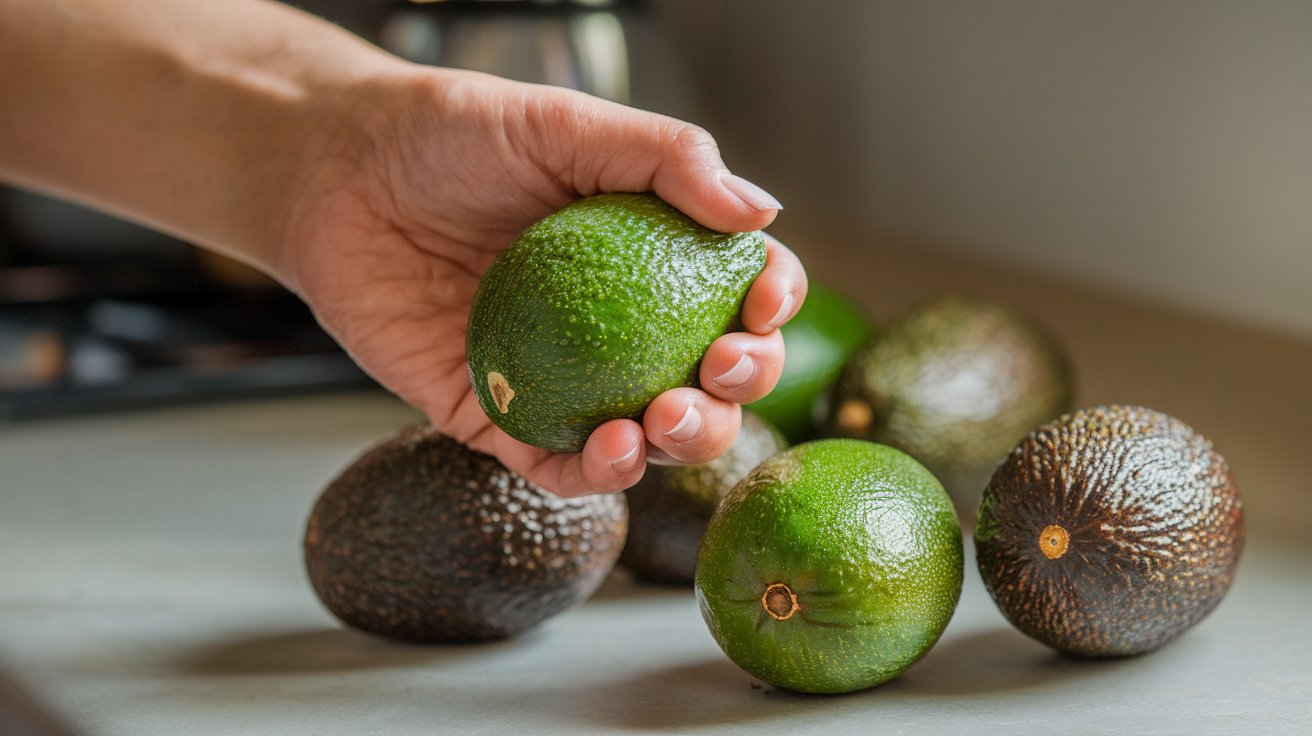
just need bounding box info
[1,389,1309,736]
[4,242,1312,735]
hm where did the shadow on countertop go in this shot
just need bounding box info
[171,625,534,678]
[577,626,1146,731]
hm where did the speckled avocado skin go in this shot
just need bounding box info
[304,425,628,643]
[466,193,767,452]
[619,411,787,585]
[974,405,1245,657]
[826,296,1072,510]
[695,439,963,694]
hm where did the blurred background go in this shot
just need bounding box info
[2,0,1309,417]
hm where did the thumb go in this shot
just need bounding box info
[537,90,782,233]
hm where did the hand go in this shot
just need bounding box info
[277,69,807,496]
[0,0,804,497]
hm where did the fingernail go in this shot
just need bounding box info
[663,404,703,443]
[720,173,783,211]
[767,291,795,329]
[713,353,755,388]
[611,442,642,473]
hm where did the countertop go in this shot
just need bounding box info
[3,245,1312,734]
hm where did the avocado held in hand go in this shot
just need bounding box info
[466,193,767,452]
[696,439,963,694]
[304,426,628,643]
[975,405,1244,657]
[619,411,787,585]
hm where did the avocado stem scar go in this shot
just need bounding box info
[1039,524,1070,560]
[835,399,874,436]
[762,582,800,621]
[488,371,515,414]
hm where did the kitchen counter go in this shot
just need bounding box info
[3,247,1311,734]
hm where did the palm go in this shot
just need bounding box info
[285,161,564,457]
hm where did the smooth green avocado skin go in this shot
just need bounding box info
[695,439,963,694]
[466,193,766,453]
[747,284,873,444]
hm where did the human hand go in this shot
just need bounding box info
[0,0,804,496]
[275,70,808,496]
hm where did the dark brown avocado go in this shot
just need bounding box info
[974,405,1245,657]
[825,296,1072,513]
[304,425,628,642]
[619,412,786,585]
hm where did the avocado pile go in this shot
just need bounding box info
[301,193,1245,696]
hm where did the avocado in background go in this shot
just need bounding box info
[695,439,963,694]
[825,296,1072,513]
[975,405,1245,657]
[747,284,873,443]
[304,426,628,643]
[466,193,766,453]
[619,411,787,585]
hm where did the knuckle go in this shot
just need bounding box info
[668,123,720,159]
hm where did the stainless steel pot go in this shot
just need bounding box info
[381,0,633,103]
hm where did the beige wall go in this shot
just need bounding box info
[661,1,1312,337]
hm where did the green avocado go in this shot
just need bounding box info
[825,296,1072,513]
[619,411,787,585]
[975,405,1245,657]
[746,284,873,443]
[696,439,963,694]
[466,193,766,453]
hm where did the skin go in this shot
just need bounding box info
[0,0,807,496]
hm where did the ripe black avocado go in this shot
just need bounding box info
[304,426,628,642]
[974,405,1245,657]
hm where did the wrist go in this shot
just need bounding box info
[267,59,441,294]
[169,7,416,282]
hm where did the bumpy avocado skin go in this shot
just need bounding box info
[974,405,1245,657]
[747,284,873,443]
[696,439,964,694]
[827,296,1072,511]
[466,193,767,453]
[304,426,628,643]
[619,412,787,585]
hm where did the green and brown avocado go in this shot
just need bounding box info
[619,411,787,585]
[975,405,1245,657]
[826,296,1072,510]
[466,193,766,453]
[304,425,628,643]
